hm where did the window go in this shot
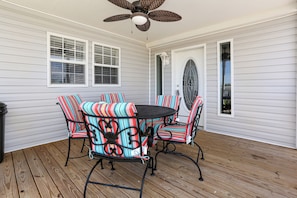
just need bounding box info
[47,33,88,87]
[156,54,163,95]
[93,43,120,86]
[217,39,234,116]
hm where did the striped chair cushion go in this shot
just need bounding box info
[139,95,180,135]
[57,94,86,136]
[100,93,126,103]
[157,96,203,143]
[185,96,203,137]
[80,102,148,158]
[156,95,180,122]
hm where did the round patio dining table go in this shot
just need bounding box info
[135,105,176,147]
[135,105,176,120]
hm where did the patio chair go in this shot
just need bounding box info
[100,92,126,103]
[154,96,204,181]
[56,94,88,166]
[139,95,180,143]
[80,102,154,198]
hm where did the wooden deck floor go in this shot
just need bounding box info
[1,131,297,198]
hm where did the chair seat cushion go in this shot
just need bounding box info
[70,130,88,138]
[157,125,186,143]
[139,119,165,134]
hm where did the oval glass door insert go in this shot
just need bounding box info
[183,59,199,110]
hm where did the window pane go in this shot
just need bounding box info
[95,75,102,84]
[75,74,85,84]
[50,36,62,48]
[93,43,120,85]
[49,34,87,86]
[64,50,75,60]
[63,63,74,73]
[219,41,232,115]
[62,73,74,84]
[95,55,102,64]
[64,38,75,50]
[51,62,62,72]
[103,67,110,75]
[111,76,118,84]
[51,73,62,84]
[76,41,85,51]
[112,57,119,66]
[94,45,102,54]
[50,48,62,59]
[76,52,84,61]
[104,46,111,56]
[110,68,118,75]
[103,76,110,84]
[75,64,84,73]
[94,66,102,74]
[104,56,111,65]
[112,48,118,57]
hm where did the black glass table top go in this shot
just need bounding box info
[135,105,176,119]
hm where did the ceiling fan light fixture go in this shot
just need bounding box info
[131,12,147,25]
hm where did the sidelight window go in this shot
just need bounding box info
[217,39,234,116]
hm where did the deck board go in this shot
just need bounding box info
[0,131,297,198]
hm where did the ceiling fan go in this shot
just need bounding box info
[103,0,182,31]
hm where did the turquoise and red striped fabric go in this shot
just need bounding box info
[57,94,87,137]
[139,95,180,136]
[80,102,148,158]
[155,95,180,122]
[100,93,126,103]
[156,96,203,143]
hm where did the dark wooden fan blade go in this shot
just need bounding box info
[139,0,153,10]
[108,0,134,10]
[147,0,166,11]
[136,19,151,31]
[148,10,182,22]
[103,14,131,22]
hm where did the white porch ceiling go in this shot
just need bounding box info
[1,0,296,45]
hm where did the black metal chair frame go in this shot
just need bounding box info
[81,112,154,198]
[154,104,204,181]
[56,102,87,166]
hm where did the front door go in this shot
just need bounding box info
[172,45,205,125]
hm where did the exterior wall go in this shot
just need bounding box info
[0,5,149,152]
[149,14,297,148]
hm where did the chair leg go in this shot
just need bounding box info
[80,138,86,153]
[154,141,204,181]
[84,159,102,198]
[150,156,155,176]
[179,152,204,181]
[194,142,204,162]
[65,137,71,166]
[139,158,151,198]
[84,158,149,198]
[153,142,168,170]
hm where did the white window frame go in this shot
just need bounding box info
[92,42,121,87]
[217,39,234,117]
[47,32,88,87]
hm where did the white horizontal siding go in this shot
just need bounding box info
[211,15,297,148]
[0,5,149,152]
[150,14,297,148]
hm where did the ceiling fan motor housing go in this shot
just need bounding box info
[132,1,148,14]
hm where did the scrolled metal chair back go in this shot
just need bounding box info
[81,102,147,159]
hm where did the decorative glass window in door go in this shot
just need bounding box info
[183,59,199,110]
[218,39,233,116]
